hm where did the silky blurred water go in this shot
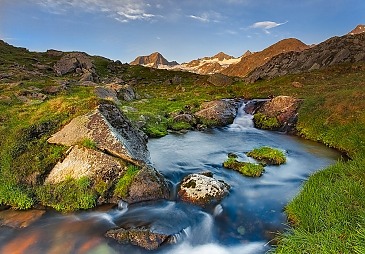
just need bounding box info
[0,103,341,254]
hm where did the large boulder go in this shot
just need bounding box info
[48,103,149,164]
[178,172,230,206]
[46,102,170,205]
[105,227,172,250]
[254,96,301,132]
[195,99,238,126]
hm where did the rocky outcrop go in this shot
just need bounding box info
[348,24,365,35]
[254,96,302,132]
[46,102,169,205]
[124,165,169,204]
[178,172,230,206]
[48,103,149,164]
[207,73,234,86]
[246,33,365,82]
[195,99,238,126]
[222,38,309,78]
[53,52,99,82]
[105,227,172,250]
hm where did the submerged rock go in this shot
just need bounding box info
[195,99,238,126]
[105,226,172,250]
[0,209,45,228]
[178,172,230,206]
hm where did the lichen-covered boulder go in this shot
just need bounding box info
[195,99,238,126]
[48,102,149,164]
[178,172,230,206]
[44,145,125,185]
[105,227,172,250]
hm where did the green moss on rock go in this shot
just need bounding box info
[253,113,280,130]
[223,157,264,177]
[247,146,286,165]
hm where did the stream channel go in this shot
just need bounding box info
[0,103,341,254]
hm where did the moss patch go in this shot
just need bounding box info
[253,113,280,130]
[36,177,96,212]
[247,146,286,165]
[114,165,140,199]
[223,156,264,177]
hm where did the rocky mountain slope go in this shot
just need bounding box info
[221,38,309,77]
[246,32,365,82]
[130,52,178,68]
[348,24,365,35]
[174,51,246,75]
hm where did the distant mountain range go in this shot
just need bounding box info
[130,24,365,78]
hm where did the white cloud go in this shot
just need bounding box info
[251,21,288,34]
[188,11,222,23]
[35,0,160,22]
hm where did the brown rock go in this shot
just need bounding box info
[125,166,170,203]
[207,73,234,86]
[105,227,172,250]
[292,81,303,88]
[256,96,301,132]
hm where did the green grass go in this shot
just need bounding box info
[36,176,96,212]
[273,155,365,253]
[247,146,286,165]
[223,157,264,177]
[114,165,140,198]
[81,138,97,150]
[253,113,280,130]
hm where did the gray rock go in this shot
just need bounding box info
[195,99,238,126]
[95,86,120,105]
[48,102,149,164]
[207,73,234,86]
[178,172,230,206]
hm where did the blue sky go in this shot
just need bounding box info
[0,0,364,63]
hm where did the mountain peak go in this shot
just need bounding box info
[212,52,234,61]
[130,52,178,68]
[348,24,365,35]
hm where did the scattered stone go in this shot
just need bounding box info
[105,227,172,250]
[292,81,304,88]
[95,86,120,105]
[195,99,238,126]
[42,85,67,95]
[79,81,98,86]
[207,73,234,86]
[178,172,230,206]
[0,209,45,228]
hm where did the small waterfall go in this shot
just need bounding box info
[228,102,254,131]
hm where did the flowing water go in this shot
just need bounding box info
[0,103,341,254]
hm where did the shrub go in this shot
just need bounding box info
[253,113,280,130]
[0,180,34,210]
[247,146,286,165]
